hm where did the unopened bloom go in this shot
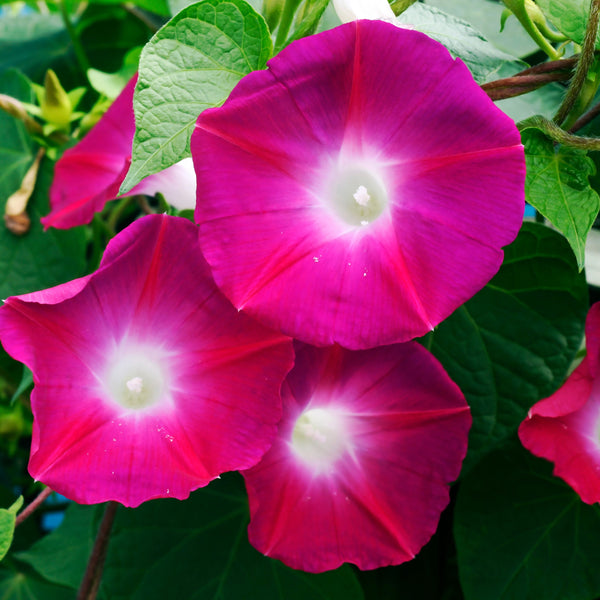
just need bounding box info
[192,21,525,349]
[332,0,394,22]
[243,342,471,572]
[0,215,293,507]
[519,303,600,504]
[43,76,196,230]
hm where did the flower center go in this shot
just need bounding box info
[105,348,168,411]
[291,407,347,470]
[325,165,388,227]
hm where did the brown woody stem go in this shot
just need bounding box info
[15,487,53,527]
[77,502,119,600]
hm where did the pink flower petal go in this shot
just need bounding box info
[519,302,600,504]
[243,343,471,572]
[43,76,196,230]
[0,215,294,507]
[192,21,525,349]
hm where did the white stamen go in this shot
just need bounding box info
[126,376,144,394]
[353,185,371,206]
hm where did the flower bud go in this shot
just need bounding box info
[332,0,394,23]
[40,70,72,128]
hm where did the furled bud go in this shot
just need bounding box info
[332,0,394,23]
[39,70,72,128]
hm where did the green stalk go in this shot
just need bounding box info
[58,0,91,76]
[274,0,303,52]
[502,0,561,60]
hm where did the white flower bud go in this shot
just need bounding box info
[332,0,395,23]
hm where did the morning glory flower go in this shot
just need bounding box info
[0,215,294,507]
[242,342,471,572]
[519,303,600,504]
[43,76,196,230]
[191,21,525,349]
[332,0,395,22]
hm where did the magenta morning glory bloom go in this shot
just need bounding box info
[242,342,471,572]
[0,215,294,507]
[191,20,525,349]
[42,76,196,230]
[519,303,600,504]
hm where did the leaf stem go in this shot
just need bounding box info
[502,0,561,60]
[58,0,91,76]
[15,487,53,527]
[554,0,600,126]
[77,502,119,600]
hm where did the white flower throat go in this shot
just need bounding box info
[105,346,168,411]
[325,164,388,227]
[291,408,348,470]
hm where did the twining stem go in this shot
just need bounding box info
[77,501,119,600]
[14,487,53,527]
[554,0,600,126]
[481,58,577,100]
[58,0,90,76]
[123,5,163,32]
[516,57,579,75]
[482,72,571,99]
[569,99,600,132]
[519,114,600,150]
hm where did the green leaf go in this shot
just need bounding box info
[78,6,153,77]
[16,503,99,589]
[455,440,600,600]
[0,15,76,83]
[121,0,272,194]
[87,48,141,100]
[0,70,88,298]
[396,3,526,84]
[536,0,598,47]
[169,0,262,16]
[431,223,588,471]
[358,504,462,600]
[0,561,75,600]
[17,476,364,599]
[85,0,170,16]
[0,497,23,562]
[522,128,600,269]
[101,475,363,600]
